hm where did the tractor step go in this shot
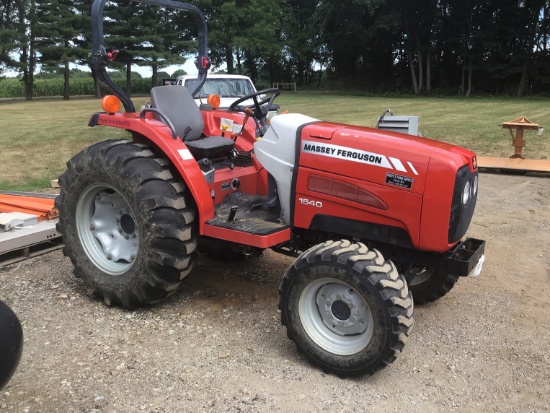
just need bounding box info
[208,192,286,235]
[202,192,290,248]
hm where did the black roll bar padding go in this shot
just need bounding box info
[140,108,178,139]
[91,0,210,112]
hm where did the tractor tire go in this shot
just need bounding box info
[56,140,198,308]
[408,267,459,305]
[278,240,414,377]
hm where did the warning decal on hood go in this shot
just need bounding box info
[302,140,393,169]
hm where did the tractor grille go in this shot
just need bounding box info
[448,165,478,243]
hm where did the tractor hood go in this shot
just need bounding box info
[255,114,476,229]
[299,121,471,195]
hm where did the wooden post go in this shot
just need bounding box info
[502,117,539,159]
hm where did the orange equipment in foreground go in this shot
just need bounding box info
[0,194,58,221]
[0,192,62,267]
[477,117,550,173]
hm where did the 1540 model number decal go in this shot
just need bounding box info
[298,198,323,208]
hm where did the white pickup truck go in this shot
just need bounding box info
[176,74,279,119]
[176,74,257,108]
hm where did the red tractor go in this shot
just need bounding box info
[56,0,485,377]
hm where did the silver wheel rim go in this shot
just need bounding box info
[298,277,374,356]
[410,268,433,286]
[76,184,139,275]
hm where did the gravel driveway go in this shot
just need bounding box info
[1,173,549,412]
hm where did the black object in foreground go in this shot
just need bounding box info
[0,300,23,390]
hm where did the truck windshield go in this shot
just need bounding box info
[185,78,255,98]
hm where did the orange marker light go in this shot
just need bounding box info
[102,95,121,113]
[207,94,221,109]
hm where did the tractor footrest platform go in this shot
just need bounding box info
[207,192,286,235]
[202,192,290,248]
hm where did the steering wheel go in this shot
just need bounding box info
[228,88,280,136]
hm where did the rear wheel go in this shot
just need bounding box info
[408,267,459,305]
[279,240,414,376]
[56,140,198,308]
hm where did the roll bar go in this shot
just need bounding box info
[91,0,210,112]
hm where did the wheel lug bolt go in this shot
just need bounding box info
[119,228,123,233]
[130,255,135,261]
[90,224,95,230]
[125,235,129,240]
[107,254,112,260]
[132,234,136,239]
[96,195,101,200]
[116,218,120,223]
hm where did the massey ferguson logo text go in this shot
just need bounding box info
[301,140,393,169]
[303,143,384,164]
[100,118,131,127]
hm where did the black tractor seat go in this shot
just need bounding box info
[184,134,234,159]
[150,85,234,159]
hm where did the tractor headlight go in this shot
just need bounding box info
[462,181,471,205]
[449,166,478,243]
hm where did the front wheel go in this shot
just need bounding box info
[56,140,198,308]
[279,240,414,376]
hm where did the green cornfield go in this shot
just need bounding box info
[0,77,161,98]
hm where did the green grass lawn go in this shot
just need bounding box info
[277,93,550,159]
[0,97,148,190]
[1,93,549,190]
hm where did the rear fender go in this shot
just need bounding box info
[90,112,214,229]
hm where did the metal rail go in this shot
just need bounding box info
[0,221,63,267]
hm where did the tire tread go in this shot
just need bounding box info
[57,140,198,308]
[279,240,414,377]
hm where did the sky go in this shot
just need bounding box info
[3,54,200,78]
[139,57,199,77]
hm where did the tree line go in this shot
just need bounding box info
[2,0,550,100]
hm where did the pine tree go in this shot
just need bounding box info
[0,0,20,77]
[35,0,89,100]
[131,6,187,89]
[16,0,37,100]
